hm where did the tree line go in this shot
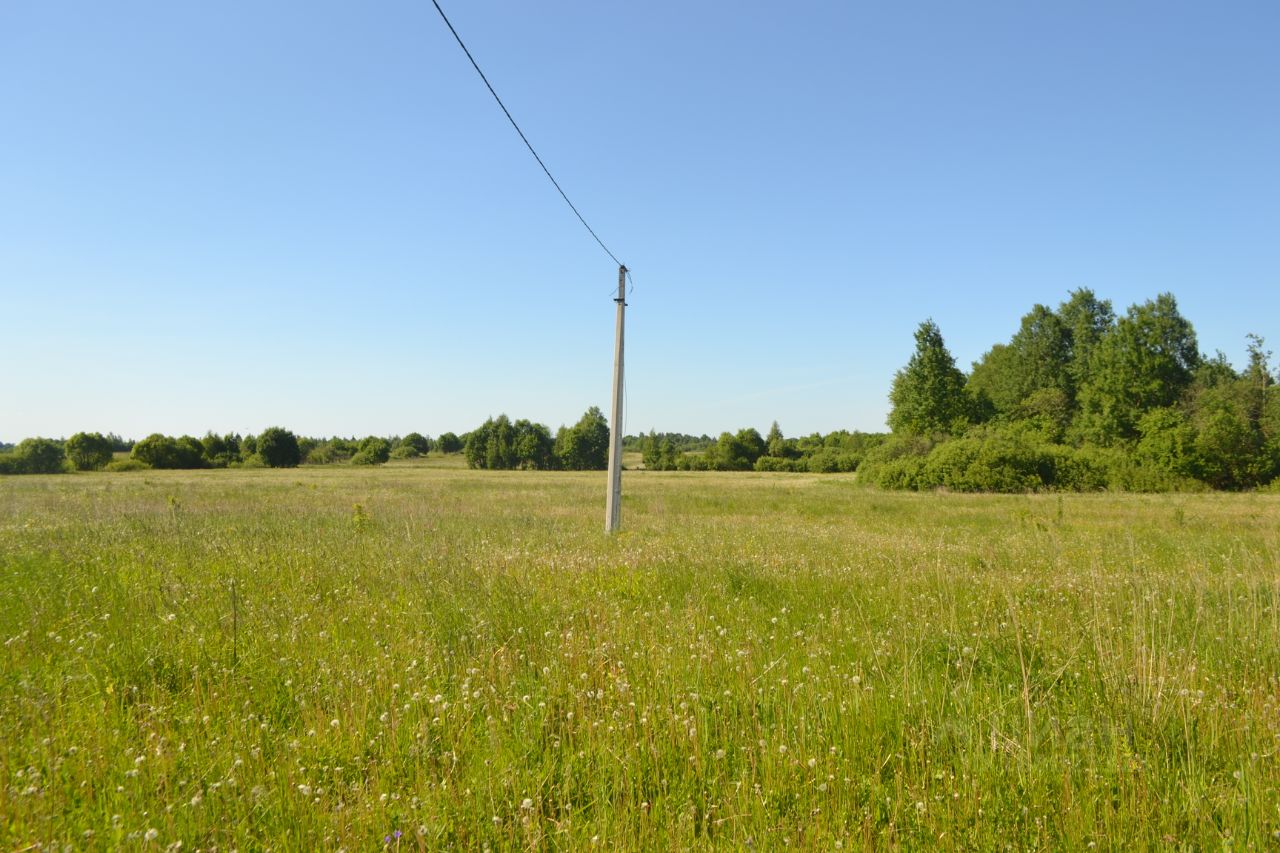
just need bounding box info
[638,424,886,473]
[462,407,612,470]
[0,428,465,474]
[7,290,1275,492]
[860,290,1279,491]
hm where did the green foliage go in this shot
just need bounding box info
[435,432,462,454]
[465,416,561,471]
[103,458,149,472]
[65,431,114,471]
[888,320,971,435]
[556,407,610,471]
[257,427,301,468]
[130,434,207,469]
[885,293,1277,492]
[640,431,680,471]
[305,441,352,465]
[350,436,392,466]
[1135,408,1198,479]
[765,421,787,458]
[201,432,242,468]
[1076,293,1200,442]
[1056,288,1115,392]
[969,305,1073,417]
[0,438,67,475]
[752,455,805,472]
[400,432,431,456]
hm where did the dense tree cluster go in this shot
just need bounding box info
[463,407,612,471]
[639,423,885,473]
[0,427,465,474]
[0,438,67,475]
[863,290,1280,491]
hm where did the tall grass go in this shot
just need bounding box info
[1,466,1277,849]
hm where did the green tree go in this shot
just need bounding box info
[400,432,431,456]
[351,436,391,466]
[436,432,462,454]
[557,407,610,470]
[765,421,787,458]
[888,320,971,436]
[1135,407,1199,480]
[65,431,114,471]
[257,427,301,468]
[1076,294,1200,442]
[735,428,767,465]
[968,305,1073,419]
[512,420,555,469]
[1056,288,1115,392]
[131,434,179,469]
[1,438,67,474]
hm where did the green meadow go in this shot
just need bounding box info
[2,463,1278,850]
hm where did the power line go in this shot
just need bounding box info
[430,0,624,269]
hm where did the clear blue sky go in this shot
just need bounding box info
[3,1,1277,442]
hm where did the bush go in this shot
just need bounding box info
[104,458,149,472]
[436,432,462,454]
[857,434,934,487]
[0,438,68,475]
[804,449,859,474]
[868,455,927,490]
[389,444,420,460]
[355,437,391,465]
[754,455,805,472]
[131,434,207,469]
[66,432,114,471]
[400,432,431,456]
[917,430,1054,492]
[257,427,301,468]
[305,442,350,465]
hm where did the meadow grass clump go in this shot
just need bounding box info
[0,466,1277,849]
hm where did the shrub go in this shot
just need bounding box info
[0,438,68,475]
[305,442,350,465]
[137,434,208,469]
[754,456,805,472]
[804,449,859,474]
[400,432,431,456]
[389,445,420,460]
[868,455,926,490]
[104,458,149,472]
[257,427,301,468]
[355,437,391,465]
[66,432,115,471]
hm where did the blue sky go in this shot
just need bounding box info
[2,1,1277,442]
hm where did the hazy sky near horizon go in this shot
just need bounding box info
[3,1,1277,441]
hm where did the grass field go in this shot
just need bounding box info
[2,463,1278,850]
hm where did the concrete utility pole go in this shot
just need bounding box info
[605,265,627,533]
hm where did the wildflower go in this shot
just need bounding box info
[330,719,340,729]
[520,798,533,810]
[298,784,312,797]
[144,828,159,842]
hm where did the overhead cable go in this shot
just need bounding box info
[430,0,625,269]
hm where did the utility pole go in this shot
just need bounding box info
[605,265,626,533]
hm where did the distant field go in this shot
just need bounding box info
[1,467,1278,849]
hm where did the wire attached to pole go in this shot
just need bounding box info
[430,0,625,270]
